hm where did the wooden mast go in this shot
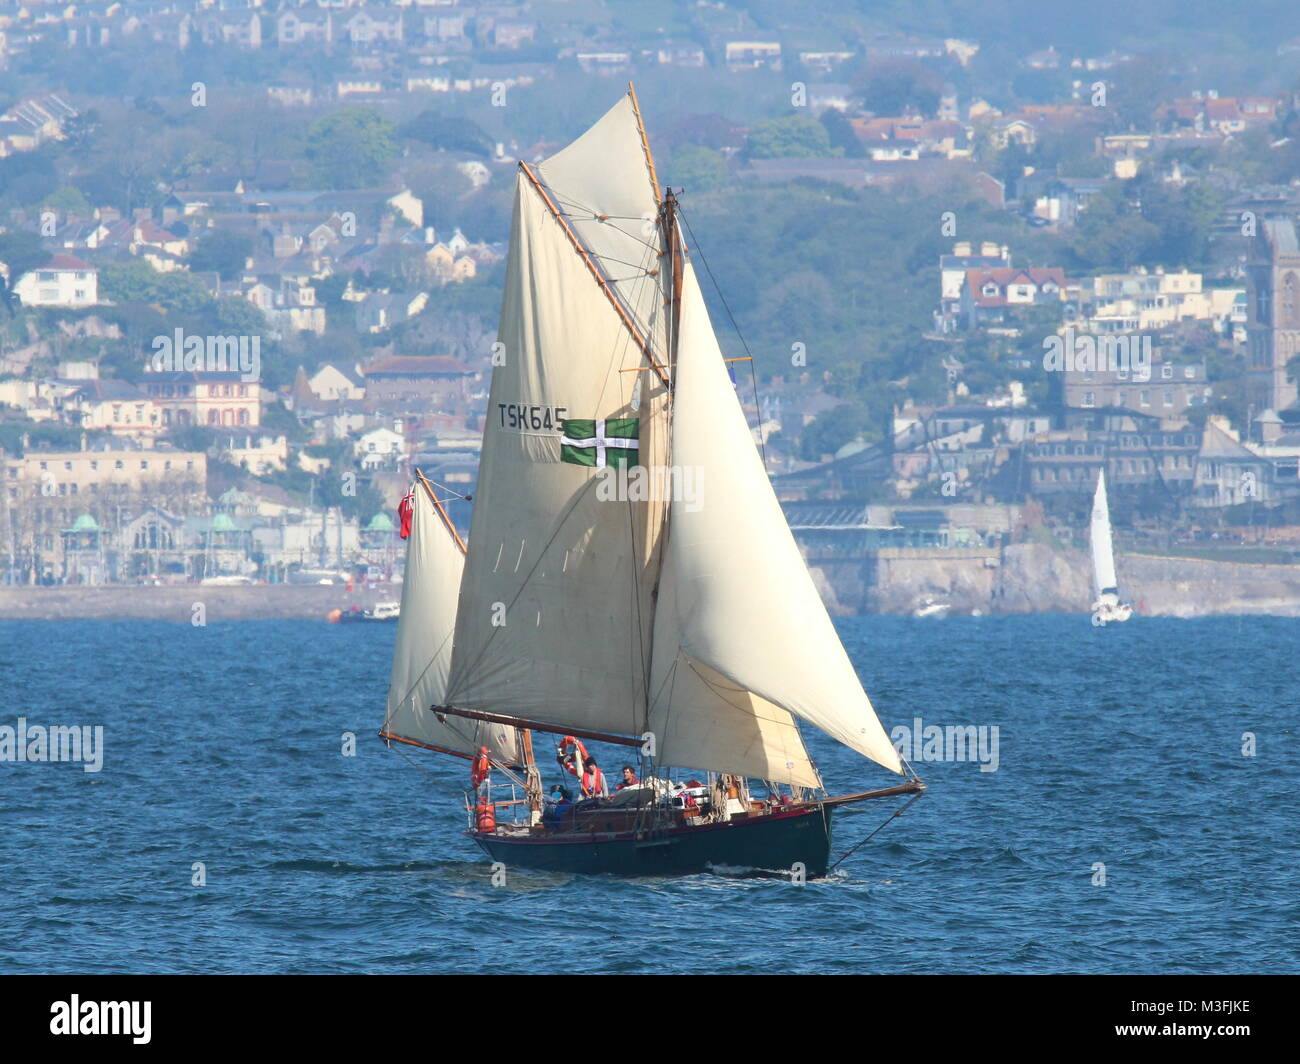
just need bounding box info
[627,82,662,208]
[659,187,685,384]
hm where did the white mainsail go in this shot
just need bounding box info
[647,265,902,777]
[383,485,520,763]
[443,95,670,737]
[1090,469,1119,601]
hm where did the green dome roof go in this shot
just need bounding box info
[211,512,237,533]
[367,511,396,531]
[70,513,100,531]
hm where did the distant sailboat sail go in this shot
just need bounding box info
[1089,469,1132,623]
[1090,469,1118,601]
[383,483,520,763]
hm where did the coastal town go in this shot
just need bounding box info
[1,0,1299,611]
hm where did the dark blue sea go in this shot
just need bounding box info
[1,615,1296,974]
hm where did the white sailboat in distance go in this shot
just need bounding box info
[1090,469,1133,625]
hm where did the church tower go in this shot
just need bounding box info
[1246,216,1300,413]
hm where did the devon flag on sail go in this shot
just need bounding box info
[559,418,640,469]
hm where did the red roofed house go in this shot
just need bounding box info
[1154,95,1278,135]
[12,253,99,307]
[961,267,1066,328]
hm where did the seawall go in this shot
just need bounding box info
[0,584,395,622]
[810,544,1300,618]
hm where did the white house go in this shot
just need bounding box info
[355,426,407,469]
[13,253,99,308]
[308,363,365,402]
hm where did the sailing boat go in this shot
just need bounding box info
[1089,469,1133,625]
[380,88,924,877]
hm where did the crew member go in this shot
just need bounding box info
[617,765,639,790]
[543,785,573,826]
[580,756,608,798]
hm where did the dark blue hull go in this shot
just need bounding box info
[470,804,835,877]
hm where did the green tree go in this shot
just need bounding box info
[820,110,864,158]
[855,61,945,117]
[670,145,729,191]
[305,108,400,189]
[799,403,869,462]
[1069,188,1159,269]
[0,232,52,317]
[99,261,213,315]
[40,186,92,216]
[187,230,254,280]
[401,111,495,156]
[747,115,834,159]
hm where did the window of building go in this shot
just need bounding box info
[1140,391,1151,406]
[1161,365,1173,379]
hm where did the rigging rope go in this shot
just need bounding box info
[677,206,769,469]
[828,790,924,872]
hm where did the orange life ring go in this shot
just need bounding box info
[556,735,589,777]
[471,746,490,788]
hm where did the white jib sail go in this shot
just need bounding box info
[648,264,903,776]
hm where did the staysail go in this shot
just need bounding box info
[647,264,902,777]
[443,94,670,738]
[1090,469,1118,599]
[383,483,520,763]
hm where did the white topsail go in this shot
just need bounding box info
[647,265,902,777]
[1090,469,1118,599]
[383,485,520,763]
